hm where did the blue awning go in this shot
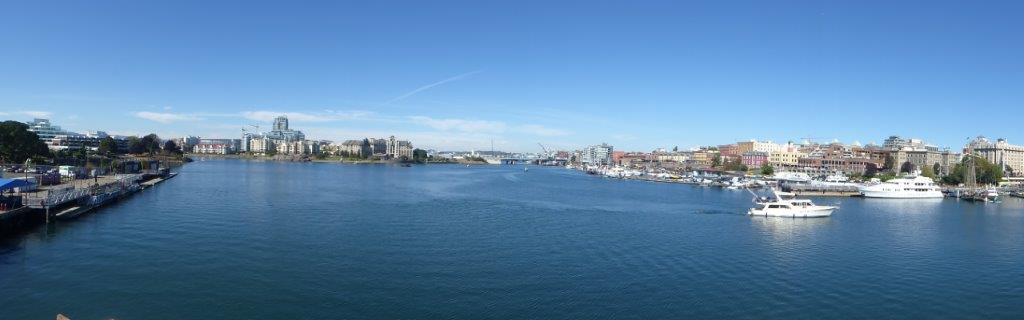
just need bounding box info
[0,178,35,191]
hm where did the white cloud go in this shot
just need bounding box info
[134,111,200,123]
[409,116,507,134]
[241,110,372,122]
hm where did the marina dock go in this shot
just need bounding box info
[0,169,177,237]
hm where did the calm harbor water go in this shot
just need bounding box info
[2,159,1023,319]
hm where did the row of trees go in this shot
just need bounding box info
[0,120,180,164]
[710,155,748,172]
[891,156,1003,185]
[941,156,1003,185]
[713,153,1002,186]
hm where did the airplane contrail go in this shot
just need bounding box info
[386,70,483,104]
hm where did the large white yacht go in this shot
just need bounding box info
[859,175,943,198]
[747,189,837,218]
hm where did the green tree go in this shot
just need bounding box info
[877,172,897,182]
[0,121,51,163]
[942,156,1004,185]
[921,164,936,178]
[932,163,942,177]
[900,161,915,174]
[140,134,161,154]
[723,158,747,172]
[162,140,181,154]
[711,154,722,168]
[760,163,774,176]
[864,164,879,179]
[884,154,895,172]
[98,136,118,155]
[127,136,145,154]
[978,159,1003,185]
[412,148,428,163]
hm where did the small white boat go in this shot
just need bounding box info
[748,189,836,218]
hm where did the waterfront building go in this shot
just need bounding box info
[323,137,411,159]
[249,137,274,154]
[655,152,690,163]
[792,158,879,176]
[193,143,233,154]
[365,138,389,158]
[176,136,201,152]
[24,118,102,151]
[26,118,72,143]
[386,136,414,159]
[736,140,781,154]
[581,143,614,165]
[768,151,802,166]
[48,134,102,151]
[769,143,805,166]
[264,116,306,142]
[878,136,959,174]
[891,148,959,175]
[852,144,890,165]
[717,144,739,158]
[239,133,255,152]
[691,148,719,167]
[967,136,1024,176]
[85,131,109,139]
[612,151,625,164]
[329,140,365,157]
[274,140,320,155]
[883,135,938,152]
[741,151,769,167]
[618,152,651,166]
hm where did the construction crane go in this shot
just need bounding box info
[242,124,260,134]
[800,136,837,145]
[537,143,551,159]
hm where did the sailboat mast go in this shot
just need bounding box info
[965,140,977,189]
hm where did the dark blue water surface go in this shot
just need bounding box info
[2,160,1023,319]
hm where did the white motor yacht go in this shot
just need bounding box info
[860,175,943,198]
[748,189,836,218]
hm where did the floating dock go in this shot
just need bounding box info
[0,170,178,237]
[782,184,862,197]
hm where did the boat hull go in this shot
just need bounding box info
[748,207,835,218]
[860,191,943,199]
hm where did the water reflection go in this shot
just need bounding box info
[750,216,831,243]
[860,198,945,215]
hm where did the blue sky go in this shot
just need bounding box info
[1,1,1022,152]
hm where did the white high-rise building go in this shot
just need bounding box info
[968,136,1024,177]
[582,143,614,165]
